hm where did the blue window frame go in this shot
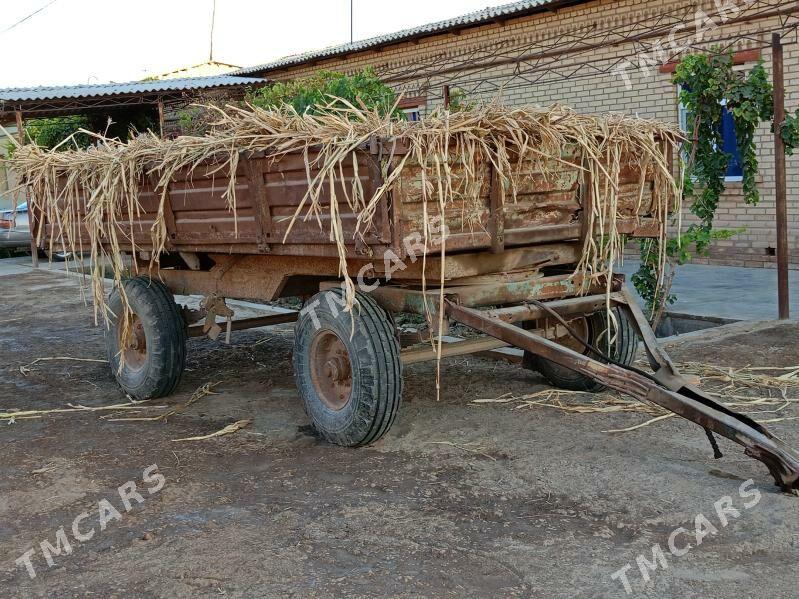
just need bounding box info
[678,88,743,181]
[403,107,421,121]
[720,103,743,179]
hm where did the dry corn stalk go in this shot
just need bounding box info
[6,101,682,350]
[474,362,799,430]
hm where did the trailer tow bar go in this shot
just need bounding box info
[444,287,799,493]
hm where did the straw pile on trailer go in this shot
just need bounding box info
[6,102,682,332]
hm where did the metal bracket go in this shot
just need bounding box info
[201,295,235,343]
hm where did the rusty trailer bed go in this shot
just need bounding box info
[33,138,799,494]
[42,139,666,263]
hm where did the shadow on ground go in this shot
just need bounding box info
[2,268,798,598]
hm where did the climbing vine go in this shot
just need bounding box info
[782,108,799,153]
[633,48,798,323]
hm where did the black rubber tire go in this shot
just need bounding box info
[106,276,186,400]
[47,250,73,262]
[523,307,637,392]
[293,288,403,447]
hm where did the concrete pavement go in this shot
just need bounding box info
[2,255,797,321]
[0,255,77,277]
[618,260,798,321]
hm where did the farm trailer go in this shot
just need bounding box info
[35,137,799,493]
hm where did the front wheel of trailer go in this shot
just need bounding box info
[523,307,637,392]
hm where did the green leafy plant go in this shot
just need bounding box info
[16,109,158,153]
[25,116,92,151]
[726,60,774,205]
[447,88,474,112]
[631,238,677,317]
[176,106,218,137]
[633,49,784,323]
[248,67,399,117]
[177,69,401,136]
[675,52,772,227]
[781,107,799,154]
[97,109,158,142]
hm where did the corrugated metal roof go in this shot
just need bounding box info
[235,0,580,76]
[0,75,266,103]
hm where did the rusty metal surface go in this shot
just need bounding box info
[158,254,360,302]
[390,242,580,281]
[155,249,588,304]
[309,329,354,410]
[366,273,613,322]
[119,313,147,371]
[616,285,684,390]
[483,293,622,324]
[367,272,602,319]
[43,136,666,263]
[401,336,510,365]
[446,273,603,308]
[187,312,298,338]
[199,296,235,342]
[444,292,799,492]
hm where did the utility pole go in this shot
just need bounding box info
[350,0,354,43]
[772,33,789,319]
[209,0,217,61]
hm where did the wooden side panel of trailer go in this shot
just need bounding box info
[40,142,666,260]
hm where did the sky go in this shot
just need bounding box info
[0,0,498,88]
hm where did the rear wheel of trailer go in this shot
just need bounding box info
[293,288,402,447]
[106,277,187,400]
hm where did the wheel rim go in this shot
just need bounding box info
[119,313,147,371]
[550,316,590,353]
[309,329,353,411]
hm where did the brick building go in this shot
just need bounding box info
[235,0,799,269]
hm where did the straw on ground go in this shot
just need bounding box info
[172,419,252,442]
[473,362,799,431]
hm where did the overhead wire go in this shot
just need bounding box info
[0,0,60,35]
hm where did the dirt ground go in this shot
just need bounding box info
[2,267,798,598]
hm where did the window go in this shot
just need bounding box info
[398,95,426,122]
[678,87,743,182]
[403,107,421,122]
[718,100,743,180]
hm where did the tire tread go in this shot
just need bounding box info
[293,289,402,447]
[106,276,186,399]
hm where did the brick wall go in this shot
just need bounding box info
[251,0,799,269]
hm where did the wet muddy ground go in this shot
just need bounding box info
[1,268,798,598]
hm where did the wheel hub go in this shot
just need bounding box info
[309,330,353,411]
[546,316,589,353]
[119,313,147,371]
[323,356,351,383]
